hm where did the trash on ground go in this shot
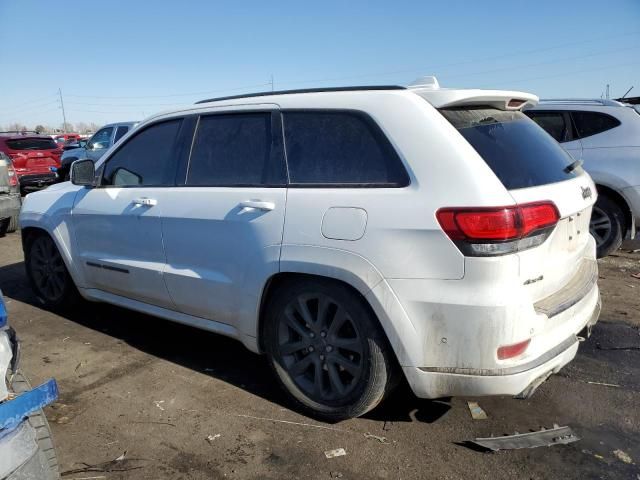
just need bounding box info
[324,448,347,459]
[60,451,146,476]
[364,432,390,444]
[330,472,344,478]
[154,400,165,411]
[613,449,633,464]
[467,401,488,420]
[469,425,579,451]
[631,273,640,279]
[586,381,621,388]
[206,434,221,444]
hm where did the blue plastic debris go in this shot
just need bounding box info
[0,379,58,433]
[0,290,7,329]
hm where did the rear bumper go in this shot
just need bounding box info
[403,296,600,398]
[378,238,601,399]
[17,173,58,192]
[0,194,21,220]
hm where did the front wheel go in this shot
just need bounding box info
[590,195,625,258]
[25,233,80,310]
[264,278,396,421]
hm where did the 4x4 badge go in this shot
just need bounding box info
[581,186,592,199]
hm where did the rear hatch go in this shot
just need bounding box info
[439,106,596,303]
[4,137,61,175]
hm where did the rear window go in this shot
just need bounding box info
[440,107,577,190]
[571,111,621,139]
[5,137,58,151]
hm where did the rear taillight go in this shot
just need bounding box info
[497,339,531,360]
[436,201,559,256]
[7,164,18,186]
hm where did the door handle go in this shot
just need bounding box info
[132,197,157,207]
[239,200,275,212]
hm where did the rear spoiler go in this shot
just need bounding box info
[406,76,538,110]
[412,88,539,110]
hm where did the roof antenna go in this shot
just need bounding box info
[408,76,440,90]
[621,86,634,99]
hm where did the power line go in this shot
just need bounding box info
[478,61,640,88]
[64,82,272,99]
[443,45,640,80]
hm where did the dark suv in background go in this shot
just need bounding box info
[0,132,61,195]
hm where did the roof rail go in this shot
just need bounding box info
[0,130,42,135]
[538,98,623,107]
[196,85,405,104]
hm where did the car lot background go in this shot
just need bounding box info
[1,231,638,479]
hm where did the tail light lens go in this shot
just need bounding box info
[7,164,18,186]
[436,201,559,256]
[497,339,531,360]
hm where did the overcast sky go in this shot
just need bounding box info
[1,0,639,129]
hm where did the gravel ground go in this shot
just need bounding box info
[1,231,639,480]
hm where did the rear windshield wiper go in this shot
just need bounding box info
[564,158,583,173]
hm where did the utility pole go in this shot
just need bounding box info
[606,84,610,100]
[58,88,68,132]
[270,74,274,92]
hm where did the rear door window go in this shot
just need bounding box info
[571,111,621,139]
[524,111,571,142]
[282,111,409,186]
[440,107,577,190]
[5,138,58,150]
[114,126,129,143]
[186,113,286,186]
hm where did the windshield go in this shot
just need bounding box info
[440,107,578,190]
[5,137,58,151]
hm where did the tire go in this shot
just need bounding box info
[24,232,80,311]
[8,213,18,233]
[590,195,625,258]
[263,278,396,421]
[10,370,60,479]
[0,218,8,237]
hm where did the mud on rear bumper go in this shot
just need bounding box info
[404,292,601,399]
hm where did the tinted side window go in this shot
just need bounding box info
[102,119,182,187]
[114,126,129,143]
[525,112,569,142]
[186,113,285,186]
[571,111,620,139]
[283,111,409,186]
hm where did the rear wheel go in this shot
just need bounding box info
[25,233,80,310]
[590,195,625,258]
[0,218,8,237]
[264,278,395,421]
[8,213,18,233]
[11,371,60,479]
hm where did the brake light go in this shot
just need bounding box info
[497,339,531,360]
[6,164,18,186]
[436,201,559,256]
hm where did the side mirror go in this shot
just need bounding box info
[71,159,95,186]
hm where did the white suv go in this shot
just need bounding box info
[524,99,640,257]
[19,79,601,420]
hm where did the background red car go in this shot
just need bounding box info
[54,133,81,149]
[0,132,61,194]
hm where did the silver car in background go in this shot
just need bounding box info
[525,99,640,257]
[58,121,138,180]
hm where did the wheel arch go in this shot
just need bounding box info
[253,250,421,367]
[595,183,634,238]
